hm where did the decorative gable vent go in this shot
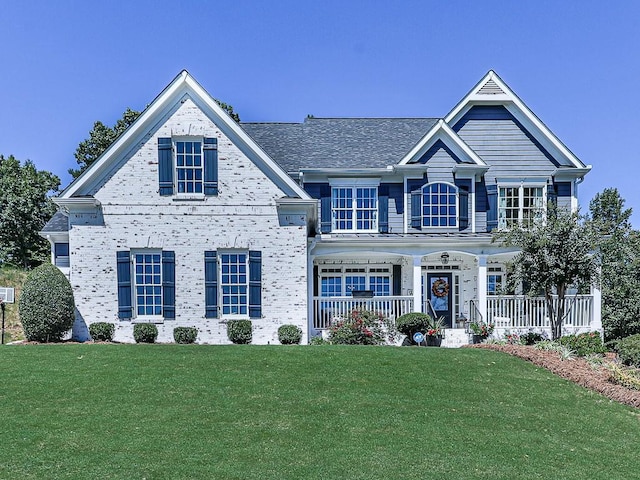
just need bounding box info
[478,79,505,95]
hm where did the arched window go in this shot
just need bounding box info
[422,183,458,227]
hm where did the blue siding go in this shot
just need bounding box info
[452,106,560,180]
[415,140,457,183]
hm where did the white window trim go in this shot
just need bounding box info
[420,181,459,229]
[498,182,547,229]
[329,185,379,233]
[173,136,205,199]
[130,249,164,322]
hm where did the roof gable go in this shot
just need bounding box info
[60,71,310,200]
[444,70,589,170]
[398,119,486,167]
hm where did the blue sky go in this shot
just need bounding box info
[1,1,639,224]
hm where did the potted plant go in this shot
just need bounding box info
[425,316,445,347]
[469,321,494,343]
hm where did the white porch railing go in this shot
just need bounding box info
[486,295,593,329]
[312,296,414,330]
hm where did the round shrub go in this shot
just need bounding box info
[558,332,606,357]
[617,334,640,367]
[278,324,302,345]
[19,263,75,342]
[227,319,252,344]
[89,322,115,342]
[133,323,158,343]
[173,326,198,344]
[328,309,388,345]
[395,312,431,337]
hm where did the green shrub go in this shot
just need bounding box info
[19,263,75,342]
[328,309,390,345]
[89,322,115,342]
[173,326,198,344]
[133,323,158,343]
[227,320,252,344]
[616,334,640,367]
[558,332,606,357]
[278,324,302,345]
[520,332,545,346]
[310,336,328,345]
[395,312,431,338]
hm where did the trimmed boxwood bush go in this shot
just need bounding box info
[133,323,158,343]
[89,322,115,342]
[395,312,431,338]
[173,326,198,344]
[227,320,252,344]
[558,332,606,357]
[278,324,302,345]
[617,334,640,367]
[19,263,75,342]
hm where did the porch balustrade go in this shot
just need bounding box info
[312,296,414,330]
[486,295,593,329]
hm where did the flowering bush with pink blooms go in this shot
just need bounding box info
[328,309,394,345]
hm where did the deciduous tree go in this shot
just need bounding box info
[493,204,600,340]
[0,155,59,268]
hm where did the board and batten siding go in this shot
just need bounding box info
[68,99,308,344]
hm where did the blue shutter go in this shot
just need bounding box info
[249,251,262,318]
[204,251,218,318]
[459,188,469,230]
[392,264,402,296]
[547,183,558,206]
[162,251,175,319]
[117,251,132,319]
[158,138,173,196]
[320,185,332,233]
[475,182,488,212]
[411,190,422,229]
[486,184,498,232]
[378,184,389,233]
[204,138,218,195]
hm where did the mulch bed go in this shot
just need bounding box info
[468,343,640,409]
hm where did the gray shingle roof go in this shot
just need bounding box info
[242,117,438,173]
[41,211,69,233]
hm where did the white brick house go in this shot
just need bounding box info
[43,70,601,344]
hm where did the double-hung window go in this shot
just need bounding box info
[498,185,545,229]
[331,181,378,232]
[175,140,203,194]
[319,266,391,296]
[134,252,163,316]
[487,267,504,296]
[220,252,248,315]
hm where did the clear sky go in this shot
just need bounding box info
[1,1,639,224]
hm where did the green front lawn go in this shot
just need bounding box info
[1,345,638,479]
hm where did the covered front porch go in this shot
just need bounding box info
[309,245,601,344]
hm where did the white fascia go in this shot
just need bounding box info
[444,70,587,170]
[61,70,311,200]
[398,119,486,166]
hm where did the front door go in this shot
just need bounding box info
[427,273,452,328]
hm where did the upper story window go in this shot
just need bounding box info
[175,141,203,194]
[498,185,545,229]
[331,186,378,232]
[158,137,218,197]
[421,183,458,228]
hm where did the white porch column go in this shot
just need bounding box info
[412,255,422,313]
[477,255,487,321]
[591,283,602,332]
[307,247,315,340]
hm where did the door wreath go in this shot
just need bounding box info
[431,278,449,298]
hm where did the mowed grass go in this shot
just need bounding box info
[1,345,639,479]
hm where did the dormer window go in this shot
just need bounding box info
[421,182,458,228]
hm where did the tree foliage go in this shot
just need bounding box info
[0,155,60,268]
[69,98,241,180]
[589,188,640,341]
[19,263,75,342]
[493,204,600,340]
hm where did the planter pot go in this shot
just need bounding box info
[472,334,486,344]
[426,335,443,347]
